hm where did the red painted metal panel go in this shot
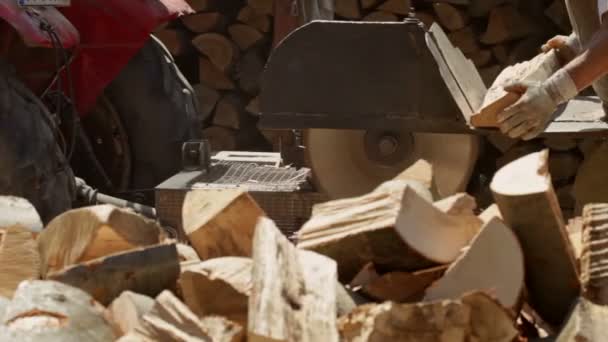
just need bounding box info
[59,0,193,114]
[0,3,78,47]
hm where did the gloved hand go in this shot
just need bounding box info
[498,69,579,140]
[541,33,581,65]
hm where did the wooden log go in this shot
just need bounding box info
[548,151,581,182]
[0,225,40,298]
[580,204,608,304]
[362,266,447,303]
[335,0,362,19]
[496,142,544,169]
[235,48,265,95]
[544,137,578,151]
[415,11,436,28]
[360,0,381,10]
[38,205,164,277]
[556,298,608,342]
[433,2,469,31]
[127,290,243,342]
[192,33,239,73]
[481,5,537,45]
[176,243,200,263]
[434,192,476,216]
[466,49,492,68]
[228,24,265,51]
[574,142,608,211]
[105,291,154,337]
[193,83,220,119]
[491,150,580,326]
[182,188,266,260]
[472,51,560,127]
[249,218,339,342]
[180,257,251,326]
[545,0,572,33]
[246,96,260,115]
[478,64,502,88]
[338,292,518,341]
[479,203,502,223]
[202,126,238,151]
[238,6,271,33]
[154,29,189,56]
[185,0,217,11]
[0,281,114,341]
[424,218,525,310]
[363,11,399,22]
[181,12,225,33]
[492,44,509,65]
[0,196,42,232]
[567,217,584,260]
[448,26,480,55]
[507,36,546,66]
[47,243,180,306]
[248,0,274,16]
[214,93,246,130]
[199,57,236,90]
[298,183,481,282]
[378,0,411,15]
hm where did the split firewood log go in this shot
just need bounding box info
[480,5,537,45]
[249,218,339,342]
[192,33,240,73]
[479,64,502,87]
[182,188,266,260]
[548,151,581,182]
[492,44,509,64]
[229,24,265,51]
[363,11,399,22]
[581,204,608,304]
[556,298,608,342]
[193,83,220,119]
[199,57,236,90]
[0,225,40,298]
[105,291,155,337]
[479,204,502,223]
[472,51,560,127]
[182,12,226,33]
[0,281,115,342]
[0,196,42,232]
[338,292,518,341]
[203,126,239,151]
[545,0,572,33]
[434,192,477,216]
[214,93,246,130]
[154,29,189,56]
[361,266,447,303]
[433,2,469,31]
[378,0,411,15]
[424,218,525,310]
[248,0,274,16]
[176,243,200,263]
[47,243,179,306]
[467,49,492,68]
[238,6,271,33]
[566,216,583,260]
[574,142,608,211]
[298,183,481,282]
[544,137,578,151]
[37,205,164,277]
[185,0,218,12]
[491,150,580,326]
[235,48,265,96]
[335,0,362,19]
[179,257,251,326]
[467,0,506,17]
[123,290,243,342]
[361,0,381,9]
[447,26,480,55]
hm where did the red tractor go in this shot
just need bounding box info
[0,0,201,222]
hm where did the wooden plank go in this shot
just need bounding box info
[105,291,154,337]
[248,218,339,342]
[0,225,39,298]
[491,150,580,326]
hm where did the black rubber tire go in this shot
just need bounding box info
[0,65,74,223]
[105,36,203,190]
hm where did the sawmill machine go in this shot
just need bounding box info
[259,10,608,200]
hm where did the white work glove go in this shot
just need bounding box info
[498,69,579,140]
[541,33,581,65]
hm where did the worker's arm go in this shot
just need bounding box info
[497,18,608,140]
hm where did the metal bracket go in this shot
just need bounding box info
[181,140,211,172]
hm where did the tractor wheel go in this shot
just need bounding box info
[0,64,74,223]
[93,36,202,194]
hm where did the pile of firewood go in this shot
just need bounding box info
[153,0,569,153]
[0,145,605,341]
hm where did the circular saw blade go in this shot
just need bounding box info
[304,129,480,200]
